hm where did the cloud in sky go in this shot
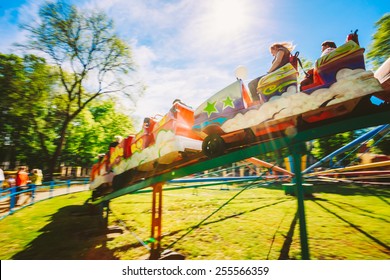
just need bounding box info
[79,0,275,121]
[1,0,273,123]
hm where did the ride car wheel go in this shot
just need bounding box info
[202,134,226,158]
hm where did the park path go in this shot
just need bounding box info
[0,183,90,217]
[33,184,90,201]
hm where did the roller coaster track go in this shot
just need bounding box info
[93,91,390,205]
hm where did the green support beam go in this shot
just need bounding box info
[93,109,390,204]
[92,105,389,260]
[291,143,310,260]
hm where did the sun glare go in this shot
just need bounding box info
[204,0,251,41]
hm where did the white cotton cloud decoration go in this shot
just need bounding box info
[113,130,184,174]
[221,69,382,133]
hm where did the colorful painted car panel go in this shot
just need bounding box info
[90,100,203,191]
[257,63,298,102]
[301,40,365,93]
[193,80,258,135]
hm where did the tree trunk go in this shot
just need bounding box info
[47,118,70,180]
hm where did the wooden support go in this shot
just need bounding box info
[309,160,390,175]
[246,157,294,176]
[150,182,163,260]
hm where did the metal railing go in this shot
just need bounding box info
[0,179,90,220]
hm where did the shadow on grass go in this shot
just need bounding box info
[313,200,390,255]
[310,183,390,199]
[278,211,298,260]
[112,198,293,254]
[255,181,390,199]
[317,199,390,223]
[12,202,119,260]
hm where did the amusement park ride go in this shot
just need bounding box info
[89,32,390,260]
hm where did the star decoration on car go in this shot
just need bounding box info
[222,96,234,110]
[204,101,218,117]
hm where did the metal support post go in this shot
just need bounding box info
[150,182,163,260]
[291,143,310,260]
[99,200,110,229]
[9,186,16,213]
[50,181,54,198]
[67,179,71,194]
[30,184,36,203]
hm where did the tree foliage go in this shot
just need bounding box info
[0,53,58,169]
[368,130,390,155]
[61,99,135,167]
[310,132,356,168]
[297,57,313,83]
[366,13,390,69]
[0,53,136,171]
[18,0,140,176]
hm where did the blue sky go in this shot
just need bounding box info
[0,0,389,122]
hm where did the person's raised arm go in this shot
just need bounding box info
[268,50,284,73]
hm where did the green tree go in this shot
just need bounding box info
[0,53,58,170]
[19,0,140,177]
[366,129,390,156]
[366,14,390,154]
[310,132,356,168]
[61,99,135,167]
[366,13,390,69]
[0,53,136,173]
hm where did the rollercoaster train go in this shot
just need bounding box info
[90,34,389,199]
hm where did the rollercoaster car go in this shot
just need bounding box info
[90,100,203,198]
[301,37,365,93]
[193,40,383,158]
[192,61,300,157]
[89,153,114,194]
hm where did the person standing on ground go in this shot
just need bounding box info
[30,169,43,186]
[15,166,30,204]
[0,168,4,189]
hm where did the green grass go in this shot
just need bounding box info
[0,183,389,260]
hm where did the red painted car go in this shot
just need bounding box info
[90,100,203,198]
